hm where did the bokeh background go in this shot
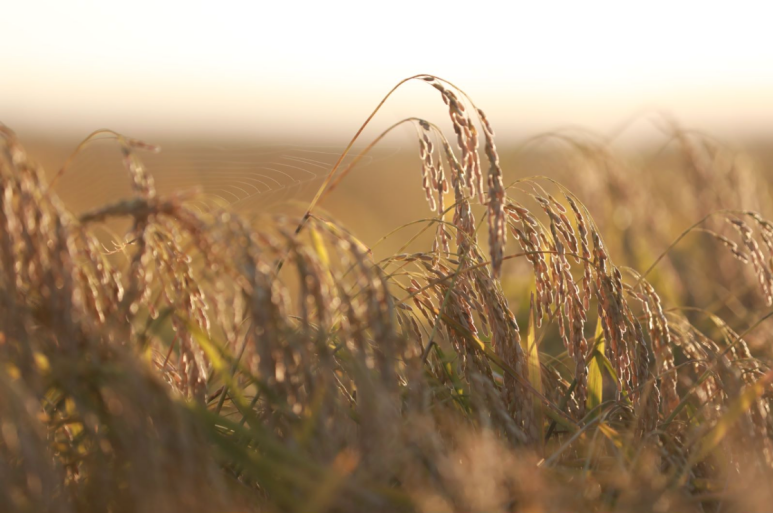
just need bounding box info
[3,0,773,256]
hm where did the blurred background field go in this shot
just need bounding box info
[21,129,773,296]
[20,133,773,244]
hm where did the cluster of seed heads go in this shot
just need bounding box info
[3,74,773,512]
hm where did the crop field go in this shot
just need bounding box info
[3,75,773,513]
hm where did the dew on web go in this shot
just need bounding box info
[50,139,379,216]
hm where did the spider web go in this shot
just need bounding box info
[51,139,386,216]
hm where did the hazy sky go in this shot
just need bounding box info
[3,0,773,142]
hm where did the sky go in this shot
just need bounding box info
[3,0,773,143]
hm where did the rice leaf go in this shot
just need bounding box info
[520,293,544,441]
[586,317,605,414]
[309,225,330,268]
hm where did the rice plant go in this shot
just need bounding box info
[1,75,773,512]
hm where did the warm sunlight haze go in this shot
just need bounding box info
[3,0,773,141]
